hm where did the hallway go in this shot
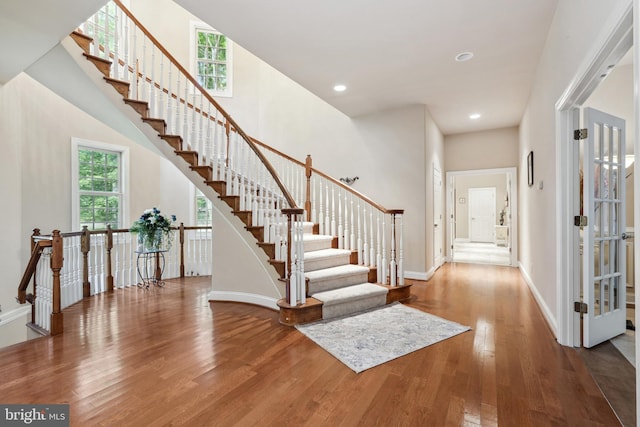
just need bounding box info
[0,264,624,425]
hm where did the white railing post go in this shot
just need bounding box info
[398,212,404,286]
[390,213,397,287]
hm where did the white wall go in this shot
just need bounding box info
[519,0,632,336]
[444,127,519,172]
[130,0,442,276]
[0,73,193,347]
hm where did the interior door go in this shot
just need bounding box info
[469,187,495,243]
[433,167,443,267]
[583,107,626,348]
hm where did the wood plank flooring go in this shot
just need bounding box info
[0,263,623,426]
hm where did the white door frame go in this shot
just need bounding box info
[433,165,444,270]
[554,2,633,348]
[445,167,518,266]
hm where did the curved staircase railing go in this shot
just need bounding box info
[75,0,307,304]
[70,0,404,309]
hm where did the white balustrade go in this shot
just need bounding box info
[76,1,407,307]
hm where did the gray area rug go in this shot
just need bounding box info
[296,302,471,373]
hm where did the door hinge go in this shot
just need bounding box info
[574,301,588,314]
[574,129,588,140]
[574,215,588,227]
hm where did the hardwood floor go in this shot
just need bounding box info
[0,263,623,426]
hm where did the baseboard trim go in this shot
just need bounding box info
[208,291,279,310]
[0,305,31,325]
[518,263,558,338]
[405,270,429,281]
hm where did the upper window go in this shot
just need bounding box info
[72,138,129,230]
[192,24,233,97]
[195,188,212,227]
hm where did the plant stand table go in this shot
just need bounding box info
[136,249,167,289]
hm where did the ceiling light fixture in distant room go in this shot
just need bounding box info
[455,52,474,62]
[469,113,481,120]
[334,84,347,92]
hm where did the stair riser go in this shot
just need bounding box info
[191,166,212,181]
[307,272,369,294]
[105,78,130,98]
[125,99,149,118]
[142,118,167,134]
[321,295,386,320]
[83,53,111,77]
[70,31,92,55]
[161,135,182,151]
[305,254,351,272]
[303,239,333,252]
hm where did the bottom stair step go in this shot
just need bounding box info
[312,283,388,320]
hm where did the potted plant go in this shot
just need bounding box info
[131,207,176,252]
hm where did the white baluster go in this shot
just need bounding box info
[298,216,305,305]
[183,77,189,144]
[382,214,388,284]
[357,201,363,265]
[376,214,382,283]
[390,214,397,287]
[311,176,317,224]
[338,189,343,249]
[350,194,356,250]
[325,182,330,236]
[330,187,336,236]
[399,214,404,286]
[343,191,350,251]
[363,205,369,266]
[131,25,138,99]
[149,43,155,116]
[369,209,375,268]
[318,180,324,235]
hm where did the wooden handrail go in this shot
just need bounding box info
[249,136,402,215]
[112,0,297,209]
[17,240,51,303]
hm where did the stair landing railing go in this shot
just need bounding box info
[75,0,306,305]
[17,225,212,335]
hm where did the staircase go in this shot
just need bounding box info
[65,1,410,325]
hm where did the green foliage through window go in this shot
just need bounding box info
[79,148,121,230]
[196,29,230,92]
[195,189,212,226]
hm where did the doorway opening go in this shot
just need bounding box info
[446,167,518,266]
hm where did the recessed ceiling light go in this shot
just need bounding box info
[455,52,474,62]
[469,113,481,120]
[334,84,347,92]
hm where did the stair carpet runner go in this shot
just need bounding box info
[68,30,399,323]
[300,223,388,320]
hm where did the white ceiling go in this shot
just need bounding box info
[175,0,559,135]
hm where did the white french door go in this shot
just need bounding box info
[582,107,626,348]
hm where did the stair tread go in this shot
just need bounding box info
[312,283,388,305]
[305,264,369,281]
[303,234,333,242]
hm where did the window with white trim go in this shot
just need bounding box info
[72,139,129,230]
[192,24,233,97]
